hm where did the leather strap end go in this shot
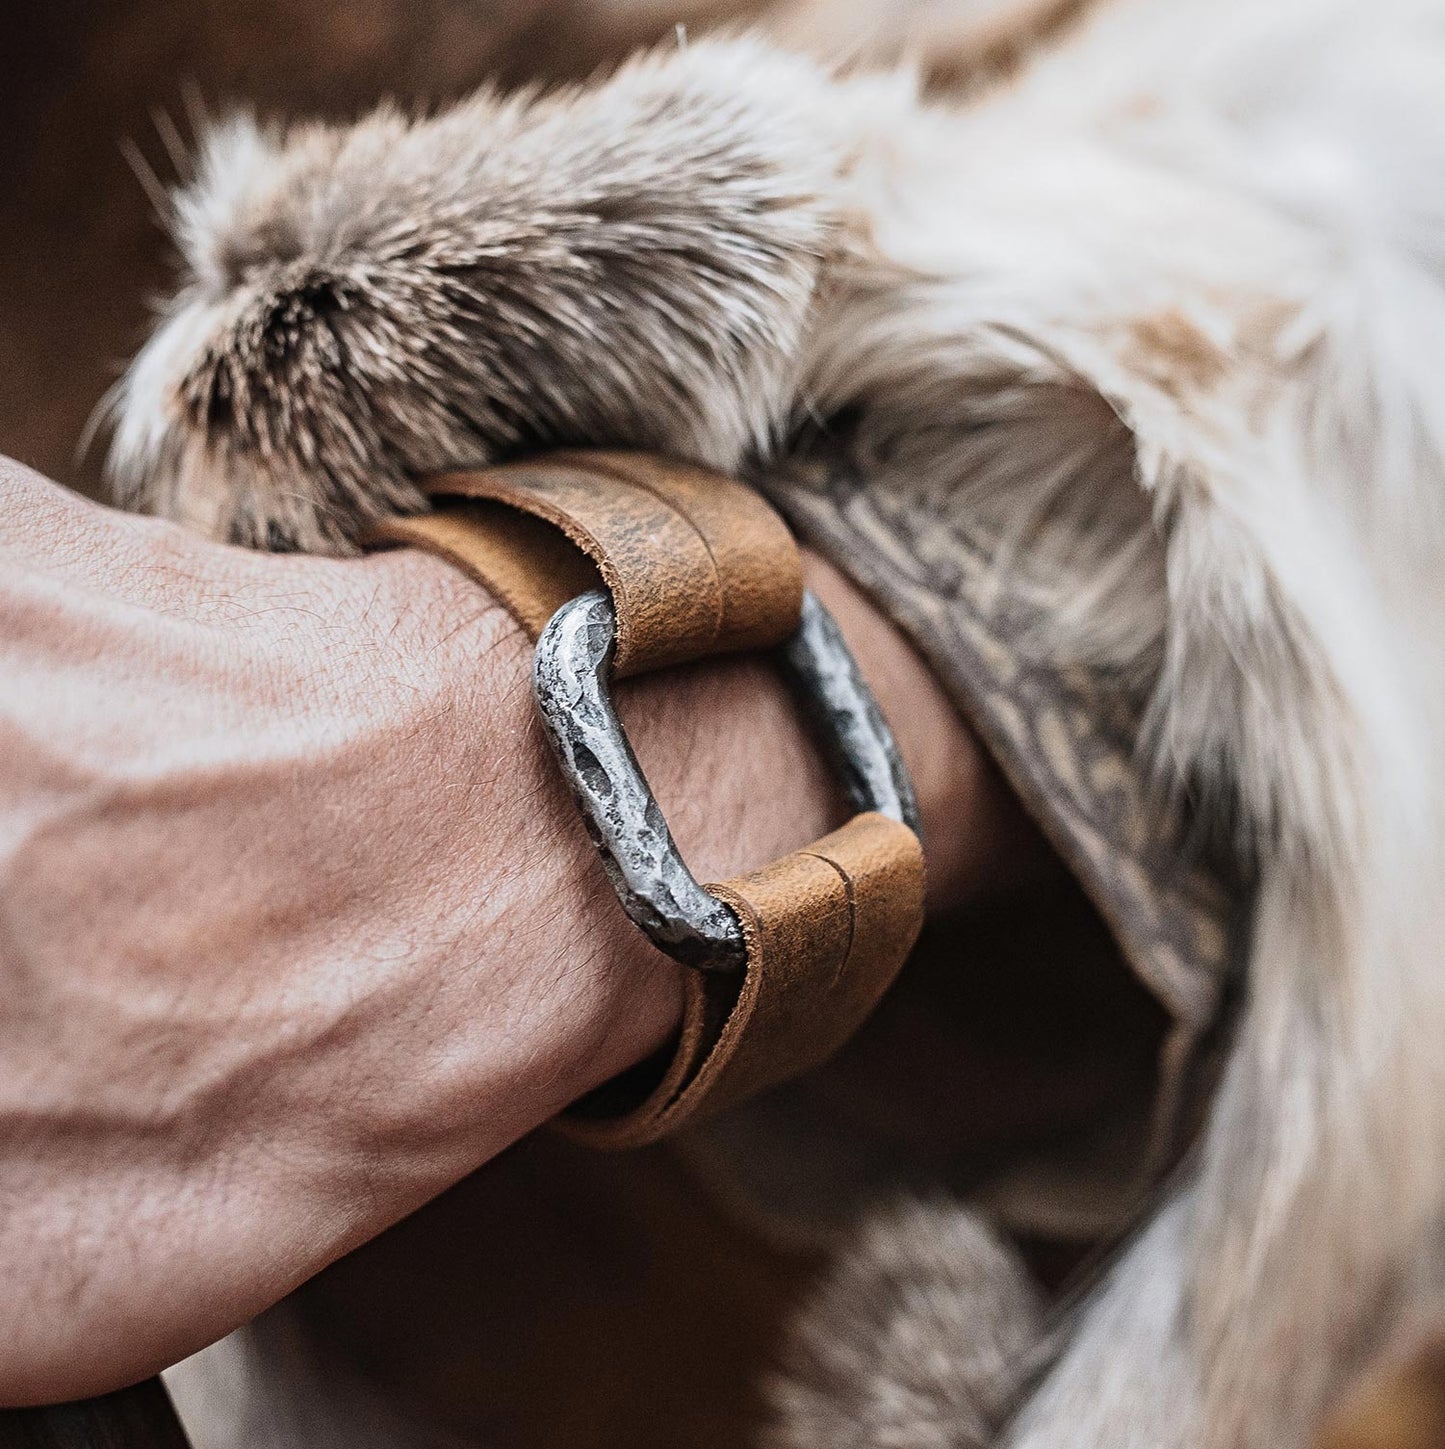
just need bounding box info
[369,503,604,638]
[562,812,925,1149]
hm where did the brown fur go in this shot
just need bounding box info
[108,42,836,549]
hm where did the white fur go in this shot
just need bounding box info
[798,1,1445,1443]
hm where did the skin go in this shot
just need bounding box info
[0,456,1039,1404]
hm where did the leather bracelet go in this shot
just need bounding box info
[372,451,926,1148]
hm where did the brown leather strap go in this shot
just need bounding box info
[568,811,924,1148]
[374,451,802,676]
[371,451,924,1147]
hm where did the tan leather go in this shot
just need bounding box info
[567,812,925,1148]
[373,452,925,1146]
[375,451,802,677]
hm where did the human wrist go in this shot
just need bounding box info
[0,496,690,1402]
[0,462,1037,1401]
[334,533,1037,1129]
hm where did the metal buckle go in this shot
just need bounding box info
[533,588,921,973]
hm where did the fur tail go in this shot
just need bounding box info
[768,1201,1044,1449]
[105,38,841,552]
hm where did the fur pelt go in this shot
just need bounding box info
[110,1,1445,1445]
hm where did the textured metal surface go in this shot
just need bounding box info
[533,587,919,973]
[781,589,921,838]
[534,591,748,971]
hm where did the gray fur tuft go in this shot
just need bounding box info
[768,1201,1044,1449]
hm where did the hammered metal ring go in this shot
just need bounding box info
[532,588,921,973]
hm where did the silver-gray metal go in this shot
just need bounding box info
[532,587,920,973]
[781,590,920,837]
[532,589,747,971]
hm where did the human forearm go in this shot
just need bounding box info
[0,458,1028,1400]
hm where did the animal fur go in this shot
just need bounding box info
[769,1200,1044,1449]
[110,2,1445,1445]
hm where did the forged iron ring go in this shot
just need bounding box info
[532,587,920,973]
